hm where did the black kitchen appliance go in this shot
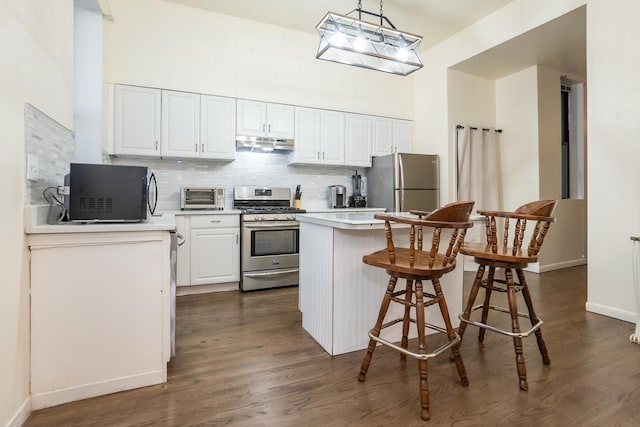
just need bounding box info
[349,169,366,208]
[66,163,154,222]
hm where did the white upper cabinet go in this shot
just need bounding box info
[161,90,200,158]
[237,99,294,140]
[320,110,345,165]
[290,107,345,165]
[371,117,394,157]
[371,117,413,156]
[113,85,236,160]
[292,107,322,163]
[114,85,161,156]
[200,95,236,160]
[345,113,372,167]
[392,119,412,153]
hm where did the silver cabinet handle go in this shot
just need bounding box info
[317,151,320,160]
[201,143,204,153]
[268,123,271,133]
[210,220,221,223]
[262,123,266,132]
[194,143,197,152]
[155,141,159,150]
[322,152,325,160]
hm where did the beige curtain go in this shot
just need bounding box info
[457,125,500,245]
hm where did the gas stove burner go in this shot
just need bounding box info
[240,207,306,215]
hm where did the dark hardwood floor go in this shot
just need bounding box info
[25,266,640,426]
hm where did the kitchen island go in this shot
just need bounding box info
[297,212,465,356]
[25,214,175,409]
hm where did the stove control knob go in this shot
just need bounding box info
[258,215,265,221]
[274,215,281,221]
[288,215,296,220]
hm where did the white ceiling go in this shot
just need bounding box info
[161,0,586,80]
[163,0,515,51]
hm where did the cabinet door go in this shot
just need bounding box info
[321,110,346,165]
[237,99,266,137]
[371,117,394,157]
[190,228,240,285]
[114,85,161,156]
[393,119,413,153]
[161,90,200,158]
[292,107,321,164]
[175,216,190,287]
[266,103,295,139]
[200,95,236,160]
[345,113,372,167]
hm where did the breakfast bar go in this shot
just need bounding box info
[296,212,465,356]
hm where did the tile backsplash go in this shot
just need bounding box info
[110,152,367,212]
[24,103,75,205]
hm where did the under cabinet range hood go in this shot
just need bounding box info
[236,135,294,152]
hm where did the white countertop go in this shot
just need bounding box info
[25,213,177,234]
[297,211,485,230]
[302,207,386,214]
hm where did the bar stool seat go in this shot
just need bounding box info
[458,199,557,391]
[357,201,475,421]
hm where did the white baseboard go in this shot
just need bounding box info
[176,282,238,296]
[585,302,635,323]
[7,397,31,427]
[528,258,587,273]
[31,370,165,411]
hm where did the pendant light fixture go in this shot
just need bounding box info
[316,0,423,76]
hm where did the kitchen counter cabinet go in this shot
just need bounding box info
[297,212,464,355]
[27,229,172,409]
[176,213,240,294]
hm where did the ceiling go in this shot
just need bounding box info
[161,0,586,80]
[163,0,515,51]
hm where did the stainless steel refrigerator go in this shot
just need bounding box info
[367,153,439,212]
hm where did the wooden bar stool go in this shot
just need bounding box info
[358,201,475,421]
[458,199,557,391]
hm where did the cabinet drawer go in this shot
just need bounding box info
[189,215,239,229]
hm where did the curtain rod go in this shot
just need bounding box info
[456,124,502,133]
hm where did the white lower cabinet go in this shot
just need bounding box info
[28,230,171,409]
[177,214,240,293]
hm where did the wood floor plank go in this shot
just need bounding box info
[24,266,640,426]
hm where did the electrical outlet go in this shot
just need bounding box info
[27,154,39,181]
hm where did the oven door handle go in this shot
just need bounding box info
[243,222,299,229]
[244,269,299,278]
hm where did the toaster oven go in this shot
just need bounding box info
[180,187,225,210]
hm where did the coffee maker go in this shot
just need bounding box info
[349,170,366,208]
[328,185,348,208]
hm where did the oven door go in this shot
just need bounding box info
[242,221,299,271]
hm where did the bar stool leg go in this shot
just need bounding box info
[432,277,469,387]
[414,280,431,421]
[400,279,414,361]
[517,268,551,365]
[478,266,496,343]
[458,264,486,342]
[358,276,398,382]
[505,268,528,391]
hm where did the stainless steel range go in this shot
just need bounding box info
[234,186,305,291]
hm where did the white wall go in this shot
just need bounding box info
[74,6,104,163]
[414,0,586,204]
[102,0,414,120]
[0,1,74,425]
[586,0,640,321]
[495,66,540,209]
[447,69,496,200]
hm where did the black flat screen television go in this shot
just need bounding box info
[67,163,149,222]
